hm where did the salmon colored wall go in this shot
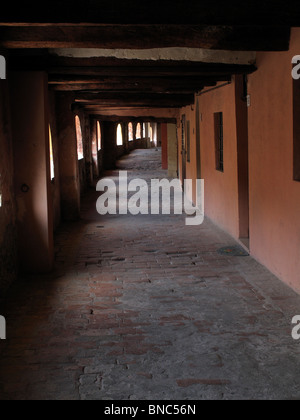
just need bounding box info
[235,76,250,240]
[198,82,240,238]
[178,86,240,239]
[247,28,300,292]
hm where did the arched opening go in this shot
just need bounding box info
[116,123,123,146]
[149,125,153,143]
[136,123,142,139]
[49,124,55,181]
[75,115,84,160]
[152,123,158,147]
[92,121,99,171]
[97,121,102,151]
[128,122,134,142]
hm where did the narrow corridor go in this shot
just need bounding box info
[1,149,300,400]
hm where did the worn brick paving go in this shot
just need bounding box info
[1,149,300,400]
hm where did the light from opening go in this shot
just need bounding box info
[128,122,134,142]
[117,124,123,146]
[150,125,153,142]
[75,116,84,160]
[49,125,55,180]
[97,121,102,150]
[136,123,141,139]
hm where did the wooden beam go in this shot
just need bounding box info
[0,25,291,51]
[0,1,299,25]
[7,54,256,74]
[90,115,177,124]
[75,91,194,100]
[75,95,195,107]
[79,107,180,119]
[48,75,231,85]
[50,85,207,94]
[77,101,192,108]
[46,64,257,78]
[82,103,186,108]
[48,76,227,92]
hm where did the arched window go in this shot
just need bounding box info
[117,124,123,146]
[49,125,55,180]
[128,122,134,142]
[97,121,102,150]
[75,115,84,160]
[149,125,153,142]
[136,123,141,139]
[152,123,158,146]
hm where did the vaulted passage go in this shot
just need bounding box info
[1,3,300,401]
[1,149,300,400]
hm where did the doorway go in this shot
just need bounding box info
[181,114,187,187]
[236,75,250,249]
[196,99,201,180]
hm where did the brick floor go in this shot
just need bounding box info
[1,148,300,400]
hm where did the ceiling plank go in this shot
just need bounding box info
[80,102,191,108]
[50,85,206,93]
[84,107,180,119]
[46,64,256,77]
[0,1,299,25]
[75,94,195,108]
[75,92,196,101]
[48,75,231,85]
[90,115,178,123]
[48,76,228,91]
[7,53,256,72]
[0,25,291,51]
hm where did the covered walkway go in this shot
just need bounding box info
[1,149,300,400]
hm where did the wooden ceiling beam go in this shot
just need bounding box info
[7,54,256,74]
[46,64,256,78]
[90,115,178,124]
[50,85,206,93]
[48,76,226,92]
[81,102,188,108]
[0,1,299,25]
[75,92,195,101]
[48,75,231,85]
[0,25,291,51]
[86,108,180,119]
[75,95,195,108]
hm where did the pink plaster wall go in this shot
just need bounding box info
[247,28,300,292]
[198,82,240,238]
